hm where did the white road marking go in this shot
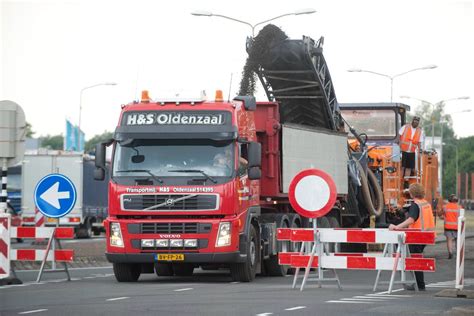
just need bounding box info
[230,281,240,284]
[374,288,405,295]
[326,300,371,304]
[367,293,412,298]
[174,288,193,292]
[285,306,306,311]
[106,297,129,301]
[340,298,384,302]
[256,313,273,316]
[352,295,397,300]
[18,309,48,314]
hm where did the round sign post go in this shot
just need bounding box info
[287,169,338,291]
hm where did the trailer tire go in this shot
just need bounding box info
[154,263,174,277]
[76,220,92,239]
[173,263,194,276]
[264,220,289,276]
[230,224,258,282]
[113,263,141,282]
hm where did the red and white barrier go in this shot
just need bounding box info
[277,227,436,293]
[35,207,45,227]
[455,209,466,290]
[0,221,75,283]
[0,214,10,279]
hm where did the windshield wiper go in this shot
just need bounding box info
[116,169,163,184]
[168,169,217,184]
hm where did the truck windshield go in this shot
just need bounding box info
[342,109,397,139]
[112,139,234,178]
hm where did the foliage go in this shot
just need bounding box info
[40,134,63,150]
[25,121,35,137]
[85,131,113,153]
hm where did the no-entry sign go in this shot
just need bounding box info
[288,169,337,218]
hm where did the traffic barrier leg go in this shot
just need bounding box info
[36,227,71,283]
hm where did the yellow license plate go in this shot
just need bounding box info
[156,254,185,261]
[47,218,57,223]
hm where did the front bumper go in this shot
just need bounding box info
[106,252,246,264]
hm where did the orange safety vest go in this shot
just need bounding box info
[409,199,435,231]
[400,125,422,153]
[443,202,460,230]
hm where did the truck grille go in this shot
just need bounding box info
[122,194,218,211]
[141,222,199,234]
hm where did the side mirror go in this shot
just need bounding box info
[94,141,110,181]
[248,142,261,168]
[248,167,261,180]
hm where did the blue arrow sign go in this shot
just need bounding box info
[34,174,77,218]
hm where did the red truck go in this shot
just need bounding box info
[94,26,380,282]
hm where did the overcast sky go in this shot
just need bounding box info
[1,0,473,139]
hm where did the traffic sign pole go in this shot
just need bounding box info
[0,159,7,213]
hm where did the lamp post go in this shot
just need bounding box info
[399,96,470,150]
[78,82,117,151]
[347,65,437,102]
[191,9,316,37]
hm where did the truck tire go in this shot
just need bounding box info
[230,224,258,282]
[173,263,194,276]
[154,263,174,277]
[327,216,340,253]
[264,220,289,276]
[113,263,141,282]
[76,220,92,239]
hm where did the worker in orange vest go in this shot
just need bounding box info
[442,194,461,259]
[399,116,425,188]
[389,183,434,291]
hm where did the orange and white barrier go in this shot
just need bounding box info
[455,209,466,290]
[277,227,436,293]
[0,214,74,283]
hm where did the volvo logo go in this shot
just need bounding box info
[165,198,175,206]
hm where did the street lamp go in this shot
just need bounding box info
[191,9,316,37]
[78,82,117,151]
[399,96,470,149]
[347,65,437,102]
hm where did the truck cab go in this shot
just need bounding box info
[95,93,267,282]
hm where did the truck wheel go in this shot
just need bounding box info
[76,220,92,239]
[328,216,340,253]
[113,263,141,282]
[154,263,174,277]
[173,263,194,276]
[264,220,289,276]
[230,224,258,282]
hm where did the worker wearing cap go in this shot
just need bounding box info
[389,183,434,291]
[442,194,461,259]
[399,116,425,188]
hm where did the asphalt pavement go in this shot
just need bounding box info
[1,238,473,316]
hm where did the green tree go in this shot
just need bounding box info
[40,134,63,150]
[25,121,35,138]
[85,131,113,153]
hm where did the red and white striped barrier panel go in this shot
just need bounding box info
[35,207,45,227]
[456,209,466,290]
[0,214,10,279]
[11,227,75,239]
[278,228,436,245]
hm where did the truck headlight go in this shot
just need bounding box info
[216,222,231,247]
[155,239,169,247]
[110,222,124,247]
[184,239,198,248]
[170,239,183,247]
[141,239,155,248]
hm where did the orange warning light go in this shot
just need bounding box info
[215,90,224,102]
[141,90,151,103]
